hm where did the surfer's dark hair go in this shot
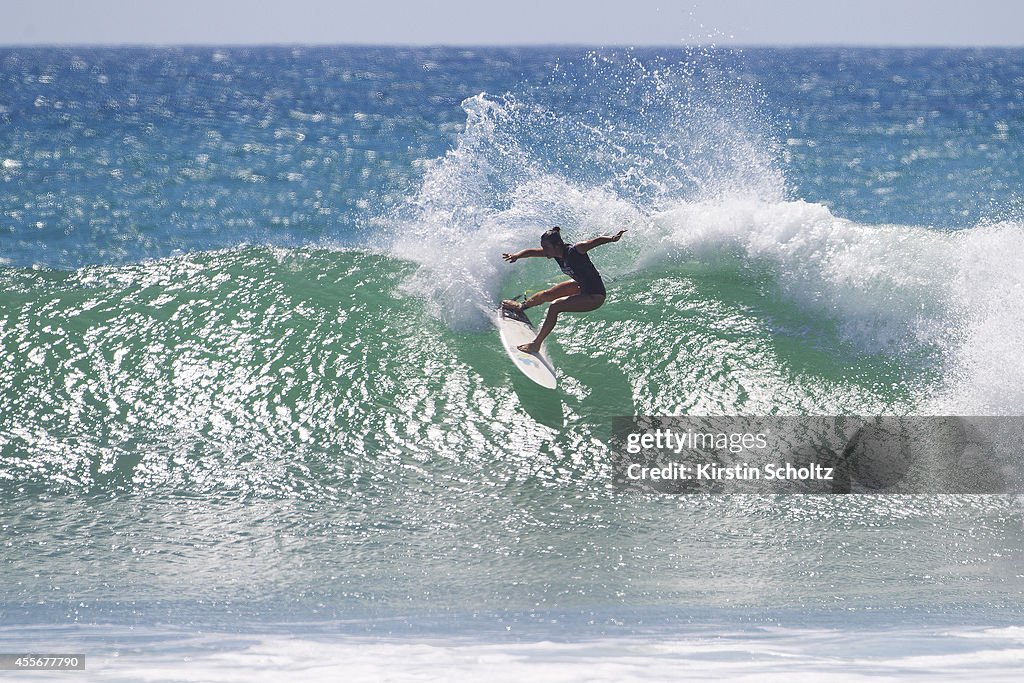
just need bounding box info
[541,226,564,247]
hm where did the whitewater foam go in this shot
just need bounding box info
[20,625,1024,682]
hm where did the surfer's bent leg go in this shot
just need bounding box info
[503,281,578,312]
[517,293,605,353]
[524,281,579,309]
[501,280,577,313]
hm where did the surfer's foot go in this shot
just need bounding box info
[501,299,523,311]
[517,340,540,354]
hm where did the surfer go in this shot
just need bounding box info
[501,226,626,354]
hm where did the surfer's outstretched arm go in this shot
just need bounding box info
[575,229,627,254]
[502,248,545,263]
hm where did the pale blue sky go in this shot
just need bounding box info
[2,0,1022,47]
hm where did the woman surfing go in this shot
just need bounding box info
[501,226,626,354]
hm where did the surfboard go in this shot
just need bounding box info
[496,305,557,389]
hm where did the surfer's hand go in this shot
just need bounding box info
[503,252,519,263]
[611,229,627,242]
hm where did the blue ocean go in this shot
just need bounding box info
[2,46,1023,680]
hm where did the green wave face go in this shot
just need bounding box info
[1,245,924,498]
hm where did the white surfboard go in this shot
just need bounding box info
[496,305,557,389]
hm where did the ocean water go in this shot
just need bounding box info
[1,46,1023,680]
